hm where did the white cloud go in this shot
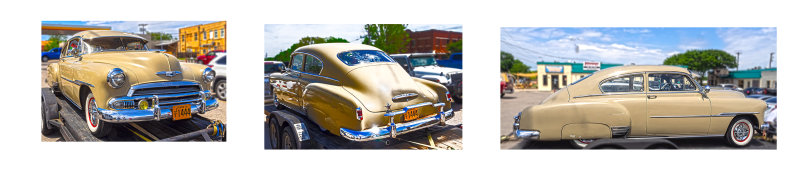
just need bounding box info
[718,28,777,69]
[623,29,651,33]
[81,21,214,39]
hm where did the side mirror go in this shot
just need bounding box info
[703,85,711,94]
[70,48,82,60]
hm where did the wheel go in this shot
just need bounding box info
[268,117,281,149]
[725,117,754,147]
[569,139,595,149]
[281,125,299,149]
[501,93,505,98]
[41,99,55,135]
[41,56,48,62]
[84,93,110,137]
[214,79,226,101]
[272,87,285,110]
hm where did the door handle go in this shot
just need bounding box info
[647,95,657,99]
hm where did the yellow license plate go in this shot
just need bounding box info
[404,108,420,121]
[172,104,192,121]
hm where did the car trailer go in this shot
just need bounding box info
[41,88,225,142]
[265,106,461,149]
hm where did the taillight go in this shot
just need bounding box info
[356,107,363,120]
[446,91,453,102]
[208,65,214,68]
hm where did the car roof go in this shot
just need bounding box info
[72,30,148,41]
[566,65,693,97]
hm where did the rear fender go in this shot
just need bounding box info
[303,83,358,136]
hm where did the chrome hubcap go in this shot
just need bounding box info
[283,134,292,148]
[87,98,99,127]
[733,122,750,142]
[217,82,226,98]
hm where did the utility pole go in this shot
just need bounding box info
[769,52,774,68]
[138,24,148,35]
[735,51,741,71]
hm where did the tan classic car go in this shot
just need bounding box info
[268,43,454,144]
[45,30,219,137]
[513,65,766,148]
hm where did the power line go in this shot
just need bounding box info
[501,40,596,62]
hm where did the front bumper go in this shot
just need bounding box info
[97,90,219,123]
[513,114,539,140]
[340,102,453,141]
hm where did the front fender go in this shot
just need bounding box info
[74,63,135,109]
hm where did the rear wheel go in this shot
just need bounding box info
[214,79,226,101]
[41,56,48,62]
[569,139,595,149]
[725,117,754,147]
[281,126,298,149]
[84,93,110,137]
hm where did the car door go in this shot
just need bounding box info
[645,72,711,135]
[59,38,83,103]
[283,53,305,110]
[298,54,324,110]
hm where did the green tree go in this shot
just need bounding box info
[447,40,462,53]
[361,24,410,54]
[663,49,737,82]
[266,36,349,63]
[500,51,531,73]
[43,35,66,51]
[149,32,174,40]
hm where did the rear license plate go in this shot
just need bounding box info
[172,104,191,121]
[404,108,420,121]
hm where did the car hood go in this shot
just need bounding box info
[342,63,435,112]
[82,51,187,84]
[412,65,462,75]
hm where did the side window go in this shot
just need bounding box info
[600,74,644,93]
[290,54,304,71]
[648,73,697,91]
[216,56,226,65]
[63,39,81,57]
[303,55,323,74]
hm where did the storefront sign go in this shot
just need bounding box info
[545,66,564,73]
[584,61,601,70]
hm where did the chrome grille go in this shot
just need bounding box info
[130,82,203,107]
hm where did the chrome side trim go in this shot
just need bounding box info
[611,126,631,136]
[573,92,645,98]
[392,93,419,102]
[719,112,759,116]
[61,76,94,87]
[650,115,710,118]
[650,112,758,118]
[627,135,724,140]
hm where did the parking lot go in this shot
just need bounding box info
[264,100,463,149]
[41,60,226,142]
[500,90,777,149]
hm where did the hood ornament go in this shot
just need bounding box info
[156,71,182,77]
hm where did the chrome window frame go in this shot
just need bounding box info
[645,71,700,93]
[597,72,646,94]
[290,52,338,82]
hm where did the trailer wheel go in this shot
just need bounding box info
[84,93,110,137]
[41,98,55,135]
[268,117,281,149]
[281,126,299,149]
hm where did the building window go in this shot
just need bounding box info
[221,28,225,38]
[210,31,214,39]
[194,33,198,41]
[562,75,567,86]
[215,30,219,38]
[202,31,206,40]
[542,75,548,86]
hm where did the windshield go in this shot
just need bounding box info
[85,37,148,54]
[410,56,438,67]
[265,63,284,74]
[336,50,394,66]
[570,73,592,85]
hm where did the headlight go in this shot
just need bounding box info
[203,67,215,82]
[107,68,126,88]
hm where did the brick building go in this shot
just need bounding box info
[179,21,226,57]
[406,29,462,58]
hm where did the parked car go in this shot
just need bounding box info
[268,43,454,145]
[390,53,463,102]
[197,50,226,65]
[720,83,743,91]
[41,47,61,62]
[746,94,774,101]
[263,61,285,103]
[765,88,777,96]
[513,65,767,148]
[438,52,462,69]
[763,97,776,137]
[45,30,219,137]
[744,87,768,95]
[501,73,514,97]
[209,53,227,101]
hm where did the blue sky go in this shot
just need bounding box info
[264,24,462,58]
[501,27,777,70]
[42,21,214,40]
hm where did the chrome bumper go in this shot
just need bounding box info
[340,102,453,141]
[97,90,219,123]
[513,114,539,140]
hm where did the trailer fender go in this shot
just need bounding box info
[271,110,312,142]
[41,88,59,130]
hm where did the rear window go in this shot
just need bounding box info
[336,50,394,66]
[264,63,284,74]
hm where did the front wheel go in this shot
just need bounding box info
[84,93,110,137]
[569,139,595,149]
[214,79,227,101]
[41,56,49,62]
[725,117,754,147]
